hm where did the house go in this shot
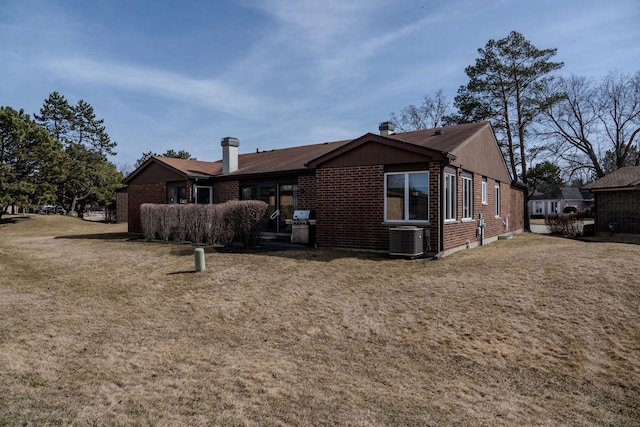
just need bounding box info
[529,186,594,217]
[581,166,640,234]
[123,121,525,256]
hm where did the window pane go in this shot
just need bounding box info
[408,172,429,220]
[445,173,456,220]
[386,174,405,220]
[462,177,472,219]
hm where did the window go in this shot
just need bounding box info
[549,201,558,214]
[462,176,473,220]
[194,186,212,204]
[167,185,187,204]
[534,201,543,215]
[444,172,456,221]
[495,182,501,217]
[481,177,488,205]
[385,171,429,222]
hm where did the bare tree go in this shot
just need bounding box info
[539,71,640,178]
[390,89,449,132]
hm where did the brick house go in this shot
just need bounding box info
[123,121,525,256]
[582,166,640,234]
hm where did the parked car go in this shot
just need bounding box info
[41,205,66,215]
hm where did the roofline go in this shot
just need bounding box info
[305,132,451,168]
[583,185,640,192]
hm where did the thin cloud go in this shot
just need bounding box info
[46,58,262,116]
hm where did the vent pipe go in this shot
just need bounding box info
[221,137,239,174]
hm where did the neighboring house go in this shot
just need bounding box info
[123,121,526,256]
[581,166,640,234]
[529,186,594,217]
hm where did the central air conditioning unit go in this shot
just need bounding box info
[389,226,424,257]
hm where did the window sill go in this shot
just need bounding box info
[444,219,459,224]
[462,218,474,223]
[383,221,430,226]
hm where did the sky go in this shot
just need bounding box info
[1,0,639,171]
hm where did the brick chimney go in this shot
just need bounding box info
[379,121,395,136]
[221,137,239,174]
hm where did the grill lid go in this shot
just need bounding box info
[292,210,311,220]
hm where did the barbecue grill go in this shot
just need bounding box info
[285,210,316,245]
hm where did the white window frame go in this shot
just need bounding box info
[534,201,543,215]
[495,182,501,217]
[462,175,473,220]
[444,172,456,221]
[481,178,488,205]
[549,201,558,214]
[384,171,429,223]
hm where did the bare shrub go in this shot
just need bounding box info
[140,201,268,247]
[206,204,234,246]
[545,213,584,236]
[225,200,269,248]
[140,204,156,240]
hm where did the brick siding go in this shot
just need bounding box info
[116,191,128,223]
[213,180,239,204]
[315,165,389,250]
[127,182,167,233]
[595,190,640,234]
[298,174,316,210]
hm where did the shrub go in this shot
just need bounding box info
[545,213,584,236]
[139,201,269,248]
[224,200,269,249]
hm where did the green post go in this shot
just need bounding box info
[195,248,205,272]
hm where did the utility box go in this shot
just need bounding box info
[389,226,424,257]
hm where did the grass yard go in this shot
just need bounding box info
[1,215,639,426]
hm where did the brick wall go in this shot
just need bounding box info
[127,182,166,233]
[213,180,239,203]
[298,174,316,210]
[116,191,128,223]
[440,174,524,252]
[315,165,388,250]
[596,190,640,234]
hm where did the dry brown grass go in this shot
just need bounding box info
[1,214,639,426]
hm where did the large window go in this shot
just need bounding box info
[385,171,429,222]
[495,182,501,217]
[444,172,456,221]
[462,175,473,220]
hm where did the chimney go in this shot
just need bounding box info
[379,121,395,136]
[221,137,239,174]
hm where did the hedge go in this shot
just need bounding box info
[140,200,269,248]
[544,213,585,236]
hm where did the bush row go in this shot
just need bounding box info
[140,200,269,248]
[544,213,585,236]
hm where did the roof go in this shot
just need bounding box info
[530,186,593,201]
[582,166,640,191]
[124,121,501,183]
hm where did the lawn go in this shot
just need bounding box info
[1,215,639,426]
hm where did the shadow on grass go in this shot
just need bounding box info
[166,243,392,262]
[55,232,143,241]
[0,216,32,225]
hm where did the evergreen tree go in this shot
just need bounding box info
[35,92,119,214]
[0,106,66,217]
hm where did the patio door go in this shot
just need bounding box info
[240,181,298,233]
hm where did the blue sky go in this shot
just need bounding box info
[1,0,639,170]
